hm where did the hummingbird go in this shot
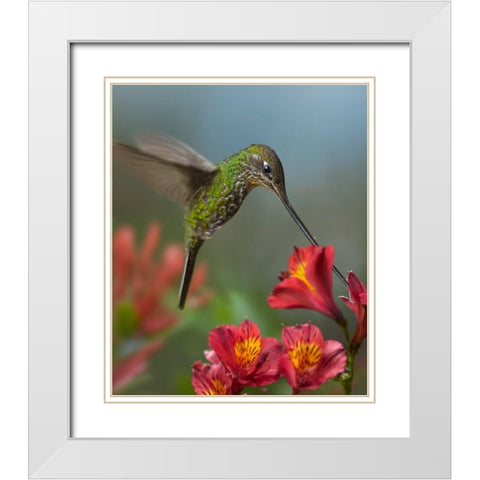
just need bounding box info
[113,133,347,309]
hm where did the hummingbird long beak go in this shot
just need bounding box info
[279,196,318,246]
[277,193,349,287]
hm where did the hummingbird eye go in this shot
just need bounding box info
[263,161,271,174]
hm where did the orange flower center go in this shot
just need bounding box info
[234,336,261,367]
[288,341,322,372]
[291,261,315,292]
[206,379,227,395]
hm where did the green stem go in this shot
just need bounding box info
[338,317,356,395]
[340,349,356,395]
[339,319,350,345]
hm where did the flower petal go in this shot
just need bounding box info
[113,227,136,301]
[281,323,324,350]
[288,245,314,275]
[112,338,164,393]
[246,337,283,386]
[313,339,347,385]
[340,271,367,347]
[268,277,318,310]
[152,244,184,291]
[351,305,368,347]
[279,354,298,390]
[191,361,232,395]
[306,246,343,319]
[279,323,346,392]
[139,222,161,269]
[234,320,263,378]
[204,349,221,364]
[208,324,239,373]
[269,276,340,319]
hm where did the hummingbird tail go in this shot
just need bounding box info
[178,241,204,310]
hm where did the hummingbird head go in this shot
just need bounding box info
[246,144,289,201]
[246,144,321,249]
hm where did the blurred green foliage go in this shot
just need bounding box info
[114,302,138,341]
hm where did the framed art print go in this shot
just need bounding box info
[29,1,451,478]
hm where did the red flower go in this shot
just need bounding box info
[268,245,345,323]
[112,227,136,303]
[191,361,233,395]
[279,323,347,394]
[132,242,185,333]
[113,223,212,336]
[340,271,367,348]
[208,319,284,389]
[112,222,212,392]
[112,338,164,393]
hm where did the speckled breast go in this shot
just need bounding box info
[184,159,257,241]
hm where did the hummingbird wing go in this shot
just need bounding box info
[113,136,217,207]
[136,133,216,173]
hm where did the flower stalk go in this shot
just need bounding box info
[337,319,355,395]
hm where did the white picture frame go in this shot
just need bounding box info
[29,1,450,478]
